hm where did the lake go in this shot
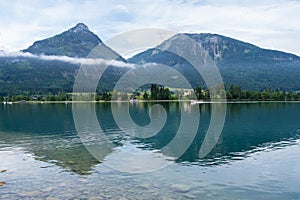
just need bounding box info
[0,102,300,199]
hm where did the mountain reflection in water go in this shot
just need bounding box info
[0,102,299,175]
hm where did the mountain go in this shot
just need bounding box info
[1,26,300,96]
[0,23,128,95]
[23,23,102,58]
[129,33,300,91]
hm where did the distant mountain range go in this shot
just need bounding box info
[0,23,300,95]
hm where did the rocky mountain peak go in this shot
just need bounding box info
[69,23,89,33]
[23,23,102,58]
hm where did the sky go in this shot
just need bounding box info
[0,0,300,56]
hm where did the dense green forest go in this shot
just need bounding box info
[224,84,300,101]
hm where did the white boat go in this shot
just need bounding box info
[129,98,139,103]
[7,102,13,105]
[190,100,204,104]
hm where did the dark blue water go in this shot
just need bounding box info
[0,102,300,199]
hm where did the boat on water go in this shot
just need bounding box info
[190,100,204,104]
[129,98,139,103]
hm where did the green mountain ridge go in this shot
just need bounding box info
[129,33,300,91]
[0,23,128,95]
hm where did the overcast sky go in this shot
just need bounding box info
[0,0,300,56]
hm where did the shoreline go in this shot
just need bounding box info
[2,100,300,104]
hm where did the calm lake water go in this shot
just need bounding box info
[0,102,300,199]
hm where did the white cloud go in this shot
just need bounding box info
[0,0,299,55]
[0,51,134,68]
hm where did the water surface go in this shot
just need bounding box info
[0,102,300,199]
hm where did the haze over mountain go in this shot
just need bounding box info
[129,33,300,91]
[0,24,300,95]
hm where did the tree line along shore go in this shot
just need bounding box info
[1,84,300,103]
